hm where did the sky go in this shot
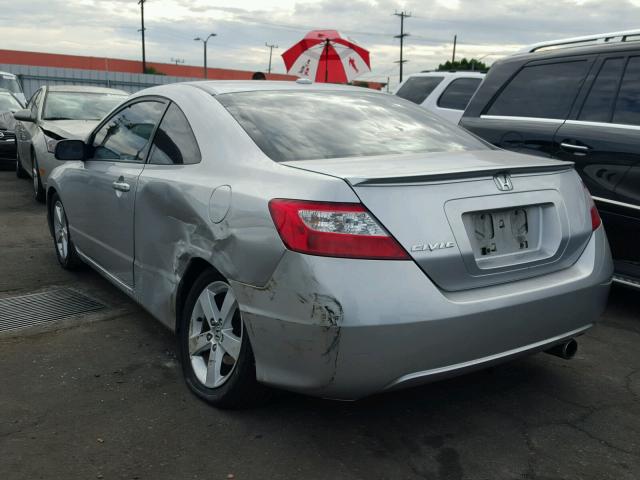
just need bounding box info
[1,0,639,88]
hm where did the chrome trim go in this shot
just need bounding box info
[592,196,640,212]
[75,246,134,295]
[385,325,592,390]
[565,119,640,132]
[560,142,589,151]
[612,276,640,289]
[479,115,563,124]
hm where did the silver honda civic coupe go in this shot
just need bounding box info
[46,81,613,408]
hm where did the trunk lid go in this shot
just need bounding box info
[283,150,593,291]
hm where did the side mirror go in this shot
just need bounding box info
[13,109,35,123]
[55,139,87,161]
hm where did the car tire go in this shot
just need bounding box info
[50,193,83,270]
[32,154,45,203]
[16,149,28,178]
[179,269,270,409]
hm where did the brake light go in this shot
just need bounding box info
[268,199,410,260]
[583,184,602,231]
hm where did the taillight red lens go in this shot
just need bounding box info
[583,184,602,231]
[268,199,410,260]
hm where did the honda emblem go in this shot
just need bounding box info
[493,173,513,191]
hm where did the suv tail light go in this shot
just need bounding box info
[583,184,602,231]
[268,199,410,260]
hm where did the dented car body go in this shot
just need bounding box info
[46,81,613,402]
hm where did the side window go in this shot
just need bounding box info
[148,103,201,165]
[396,76,444,104]
[613,56,640,126]
[437,78,482,110]
[579,57,625,122]
[92,101,165,162]
[487,60,590,119]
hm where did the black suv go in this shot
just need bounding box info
[461,31,640,287]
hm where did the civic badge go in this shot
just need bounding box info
[493,173,513,191]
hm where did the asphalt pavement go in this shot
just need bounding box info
[1,170,639,480]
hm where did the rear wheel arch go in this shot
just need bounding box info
[175,258,225,332]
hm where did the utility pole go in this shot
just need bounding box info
[194,33,217,79]
[138,0,147,74]
[452,34,457,63]
[171,58,185,66]
[265,43,278,74]
[394,11,411,84]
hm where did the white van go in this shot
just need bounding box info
[394,71,485,124]
[0,72,26,105]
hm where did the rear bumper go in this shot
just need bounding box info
[232,226,613,399]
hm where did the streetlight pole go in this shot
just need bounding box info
[138,0,147,74]
[194,33,217,79]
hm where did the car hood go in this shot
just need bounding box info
[40,120,99,140]
[281,149,573,186]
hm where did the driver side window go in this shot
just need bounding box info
[92,100,166,163]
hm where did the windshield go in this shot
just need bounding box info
[217,90,488,162]
[0,93,22,112]
[0,76,21,94]
[43,92,127,121]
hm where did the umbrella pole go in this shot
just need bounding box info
[324,39,329,83]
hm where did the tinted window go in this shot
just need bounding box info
[92,101,165,162]
[43,92,127,121]
[217,91,488,162]
[488,61,590,119]
[613,56,640,126]
[437,78,482,110]
[396,76,444,104]
[148,103,201,165]
[579,57,625,122]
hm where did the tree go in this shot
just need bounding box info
[144,66,165,75]
[437,58,488,72]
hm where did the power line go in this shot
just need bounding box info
[393,11,411,83]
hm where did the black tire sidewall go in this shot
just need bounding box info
[32,154,45,202]
[179,270,258,408]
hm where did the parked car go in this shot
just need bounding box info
[0,89,24,168]
[14,85,128,201]
[47,81,612,408]
[394,71,485,123]
[460,30,640,288]
[0,71,26,105]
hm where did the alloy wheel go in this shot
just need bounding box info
[53,201,69,261]
[189,281,242,388]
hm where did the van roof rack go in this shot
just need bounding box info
[518,29,640,54]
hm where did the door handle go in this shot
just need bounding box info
[112,180,130,192]
[560,142,590,152]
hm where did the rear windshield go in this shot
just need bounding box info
[43,92,127,121]
[217,90,487,162]
[395,76,444,104]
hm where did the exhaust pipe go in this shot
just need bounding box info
[545,338,578,360]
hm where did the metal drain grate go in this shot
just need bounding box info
[0,288,106,332]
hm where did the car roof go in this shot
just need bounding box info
[405,71,486,79]
[175,80,378,96]
[46,85,128,95]
[0,71,17,78]
[506,40,640,62]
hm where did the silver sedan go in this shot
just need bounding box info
[46,81,613,408]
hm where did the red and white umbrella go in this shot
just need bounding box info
[281,30,371,83]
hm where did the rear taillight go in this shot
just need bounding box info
[583,184,602,231]
[268,199,410,260]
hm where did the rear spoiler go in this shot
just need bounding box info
[344,163,574,186]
